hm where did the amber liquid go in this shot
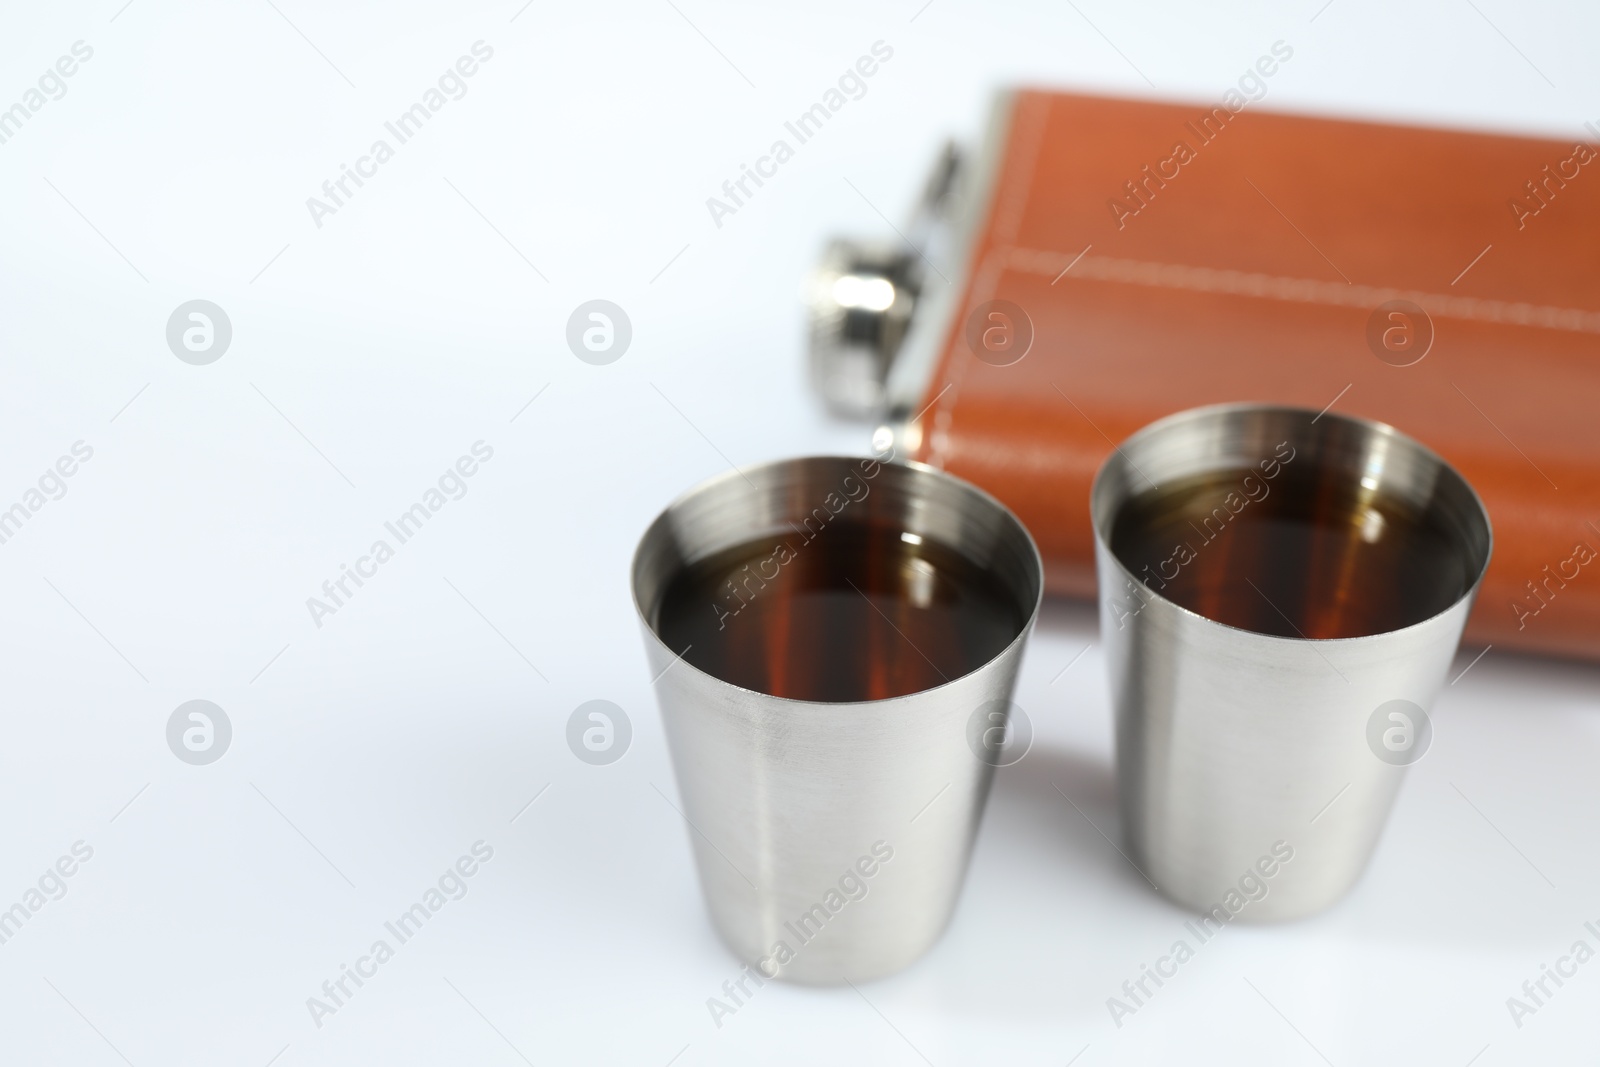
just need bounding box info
[655,523,1024,702]
[1109,466,1472,639]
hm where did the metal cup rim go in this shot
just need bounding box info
[1088,402,1495,645]
[631,454,1045,707]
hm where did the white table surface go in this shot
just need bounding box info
[2,1,1597,1063]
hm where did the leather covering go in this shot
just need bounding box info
[907,90,1600,658]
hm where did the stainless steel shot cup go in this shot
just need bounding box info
[633,456,1042,983]
[1091,405,1492,920]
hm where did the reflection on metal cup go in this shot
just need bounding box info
[633,456,1041,982]
[1091,404,1493,919]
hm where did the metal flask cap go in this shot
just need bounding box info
[633,455,1042,983]
[1090,403,1493,921]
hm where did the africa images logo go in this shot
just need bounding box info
[704,41,894,229]
[304,42,495,229]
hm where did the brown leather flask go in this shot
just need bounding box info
[809,89,1600,660]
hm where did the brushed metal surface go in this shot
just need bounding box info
[1091,404,1493,920]
[633,456,1042,983]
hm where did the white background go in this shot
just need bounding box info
[1,0,1597,1064]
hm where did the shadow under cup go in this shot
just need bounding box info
[633,456,1041,982]
[1092,404,1493,919]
